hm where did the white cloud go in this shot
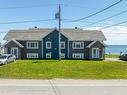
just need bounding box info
[84,26,127,45]
[103,26,127,45]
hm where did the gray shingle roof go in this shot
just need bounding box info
[4,28,106,41]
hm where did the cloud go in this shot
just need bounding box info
[84,26,127,45]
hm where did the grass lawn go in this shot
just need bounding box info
[0,60,127,79]
[105,54,119,58]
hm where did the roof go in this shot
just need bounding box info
[3,39,24,48]
[4,28,106,41]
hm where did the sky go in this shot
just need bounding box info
[0,0,127,45]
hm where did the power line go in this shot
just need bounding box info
[63,4,99,10]
[62,19,112,25]
[82,9,127,27]
[0,4,99,11]
[102,20,127,29]
[66,0,123,22]
[0,19,55,24]
[0,4,58,10]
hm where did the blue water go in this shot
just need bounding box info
[106,45,127,54]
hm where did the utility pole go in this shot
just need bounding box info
[55,4,61,60]
[58,4,61,60]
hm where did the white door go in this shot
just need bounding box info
[92,48,99,59]
[11,48,18,58]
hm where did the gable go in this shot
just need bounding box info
[43,29,69,41]
[87,41,106,48]
[4,41,20,47]
[3,39,24,48]
[43,29,59,40]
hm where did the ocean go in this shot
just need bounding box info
[106,45,127,54]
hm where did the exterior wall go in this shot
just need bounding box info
[19,41,42,59]
[43,30,59,59]
[69,41,92,59]
[60,34,68,59]
[89,41,105,59]
[42,30,69,59]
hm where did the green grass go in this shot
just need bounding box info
[0,60,127,79]
[105,54,119,58]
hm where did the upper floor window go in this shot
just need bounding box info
[27,41,38,49]
[46,41,51,49]
[72,42,84,49]
[60,41,65,49]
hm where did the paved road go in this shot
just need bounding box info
[105,58,125,62]
[0,79,127,95]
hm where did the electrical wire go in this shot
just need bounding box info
[62,4,99,10]
[82,9,127,27]
[102,20,127,29]
[62,19,111,25]
[0,4,58,10]
[0,19,55,24]
[66,0,123,22]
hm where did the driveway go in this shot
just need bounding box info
[105,58,125,62]
[0,79,127,95]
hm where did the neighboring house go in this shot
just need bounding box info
[3,28,106,59]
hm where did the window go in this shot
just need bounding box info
[72,42,84,49]
[60,41,65,49]
[60,53,65,59]
[46,41,51,49]
[27,41,38,49]
[72,53,84,59]
[27,53,38,58]
[46,53,51,58]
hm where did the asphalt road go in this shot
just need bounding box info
[0,79,127,95]
[105,58,125,62]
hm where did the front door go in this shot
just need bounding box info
[92,48,99,59]
[11,47,18,58]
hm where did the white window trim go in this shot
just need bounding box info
[72,53,84,59]
[27,53,38,58]
[11,47,18,58]
[72,42,84,49]
[27,41,38,49]
[60,53,65,59]
[92,48,100,59]
[60,41,65,49]
[46,53,51,59]
[46,41,51,49]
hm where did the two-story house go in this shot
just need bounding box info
[3,28,106,59]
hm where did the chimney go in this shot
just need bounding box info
[75,27,77,29]
[34,26,37,29]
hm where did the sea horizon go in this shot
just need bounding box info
[106,45,127,54]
